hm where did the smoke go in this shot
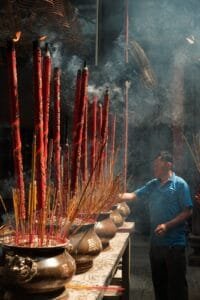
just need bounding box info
[1,0,199,185]
[66,55,83,76]
[15,1,200,134]
[88,84,105,98]
[51,42,63,67]
[88,83,122,100]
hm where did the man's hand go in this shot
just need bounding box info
[154,223,167,236]
[118,192,136,202]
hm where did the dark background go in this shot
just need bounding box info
[0,0,200,230]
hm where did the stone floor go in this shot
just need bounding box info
[129,234,153,300]
[129,233,200,300]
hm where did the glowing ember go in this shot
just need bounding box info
[12,31,21,42]
[39,35,48,41]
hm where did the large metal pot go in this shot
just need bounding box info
[0,237,76,295]
[117,202,131,218]
[110,205,124,227]
[94,211,117,249]
[69,222,102,274]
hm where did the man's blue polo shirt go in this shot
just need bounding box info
[135,173,193,246]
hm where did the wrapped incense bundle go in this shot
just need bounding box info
[72,69,82,141]
[42,43,52,166]
[96,102,103,178]
[7,39,26,221]
[125,0,129,63]
[110,115,116,160]
[90,97,97,181]
[53,67,61,199]
[71,64,89,194]
[70,68,82,192]
[81,95,88,182]
[101,89,110,141]
[33,40,46,211]
[99,89,110,176]
[62,142,70,211]
[97,102,102,140]
[47,138,54,184]
[109,114,116,178]
[123,81,129,191]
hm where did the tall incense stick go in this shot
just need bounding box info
[42,43,52,167]
[124,0,130,190]
[7,39,26,222]
[123,81,129,191]
[95,0,100,66]
[71,64,89,194]
[125,0,129,64]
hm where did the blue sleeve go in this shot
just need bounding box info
[177,180,193,210]
[135,179,156,199]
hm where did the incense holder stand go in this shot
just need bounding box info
[94,211,117,249]
[0,237,76,295]
[69,222,102,274]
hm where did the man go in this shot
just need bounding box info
[119,151,193,300]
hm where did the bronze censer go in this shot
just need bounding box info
[0,234,76,299]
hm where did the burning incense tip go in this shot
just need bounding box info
[105,87,109,95]
[125,80,131,89]
[12,31,21,43]
[44,42,50,55]
[39,35,48,42]
[186,35,195,44]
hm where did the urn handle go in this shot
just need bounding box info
[6,254,37,283]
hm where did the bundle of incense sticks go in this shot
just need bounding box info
[71,64,89,195]
[99,88,110,178]
[43,43,52,166]
[90,96,97,184]
[5,35,124,247]
[65,77,123,218]
[53,67,62,214]
[7,35,26,230]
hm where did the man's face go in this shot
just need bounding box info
[153,157,170,179]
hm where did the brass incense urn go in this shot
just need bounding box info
[110,205,124,227]
[117,202,131,219]
[94,211,117,249]
[0,235,76,298]
[69,221,102,274]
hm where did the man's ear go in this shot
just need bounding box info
[167,162,172,169]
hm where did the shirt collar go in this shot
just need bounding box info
[156,172,175,184]
[168,172,175,182]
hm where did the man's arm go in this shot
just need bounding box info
[155,207,193,236]
[118,192,137,202]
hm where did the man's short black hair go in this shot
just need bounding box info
[155,151,173,163]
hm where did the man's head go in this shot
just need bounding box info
[153,151,173,180]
